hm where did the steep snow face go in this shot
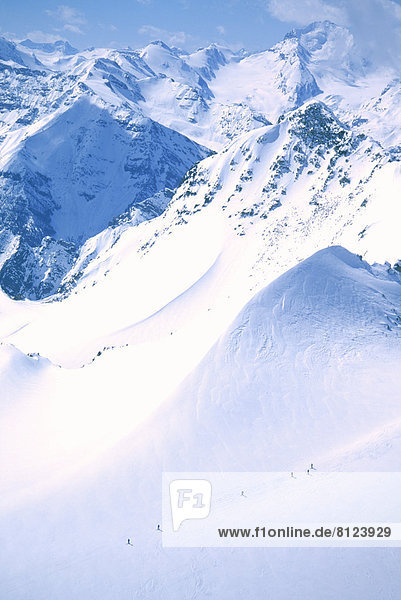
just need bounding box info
[0,39,213,300]
[0,37,28,66]
[1,248,401,599]
[0,65,78,150]
[0,238,77,301]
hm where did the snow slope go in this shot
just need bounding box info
[1,247,401,598]
[151,247,401,470]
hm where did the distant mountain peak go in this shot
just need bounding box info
[146,40,173,51]
[19,39,78,55]
[280,19,365,81]
[285,20,347,40]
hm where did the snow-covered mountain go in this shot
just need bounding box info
[0,42,208,299]
[0,21,400,301]
[19,38,78,57]
[1,18,401,599]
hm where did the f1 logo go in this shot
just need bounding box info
[170,480,212,531]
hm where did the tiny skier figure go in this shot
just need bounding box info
[127,539,133,546]
[157,524,163,532]
[240,490,247,497]
[307,469,310,475]
[291,472,295,478]
[310,463,316,470]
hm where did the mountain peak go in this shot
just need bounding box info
[283,20,353,55]
[285,20,347,41]
[19,39,78,55]
[145,40,173,52]
[0,36,24,64]
[280,19,365,80]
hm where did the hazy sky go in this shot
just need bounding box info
[1,0,401,56]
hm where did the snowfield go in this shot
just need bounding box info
[1,247,401,598]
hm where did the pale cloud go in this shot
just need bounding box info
[46,5,86,25]
[63,24,84,34]
[98,23,118,32]
[266,0,401,29]
[217,25,226,35]
[267,0,346,26]
[138,25,192,47]
[45,5,86,34]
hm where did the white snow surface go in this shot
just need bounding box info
[1,247,401,598]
